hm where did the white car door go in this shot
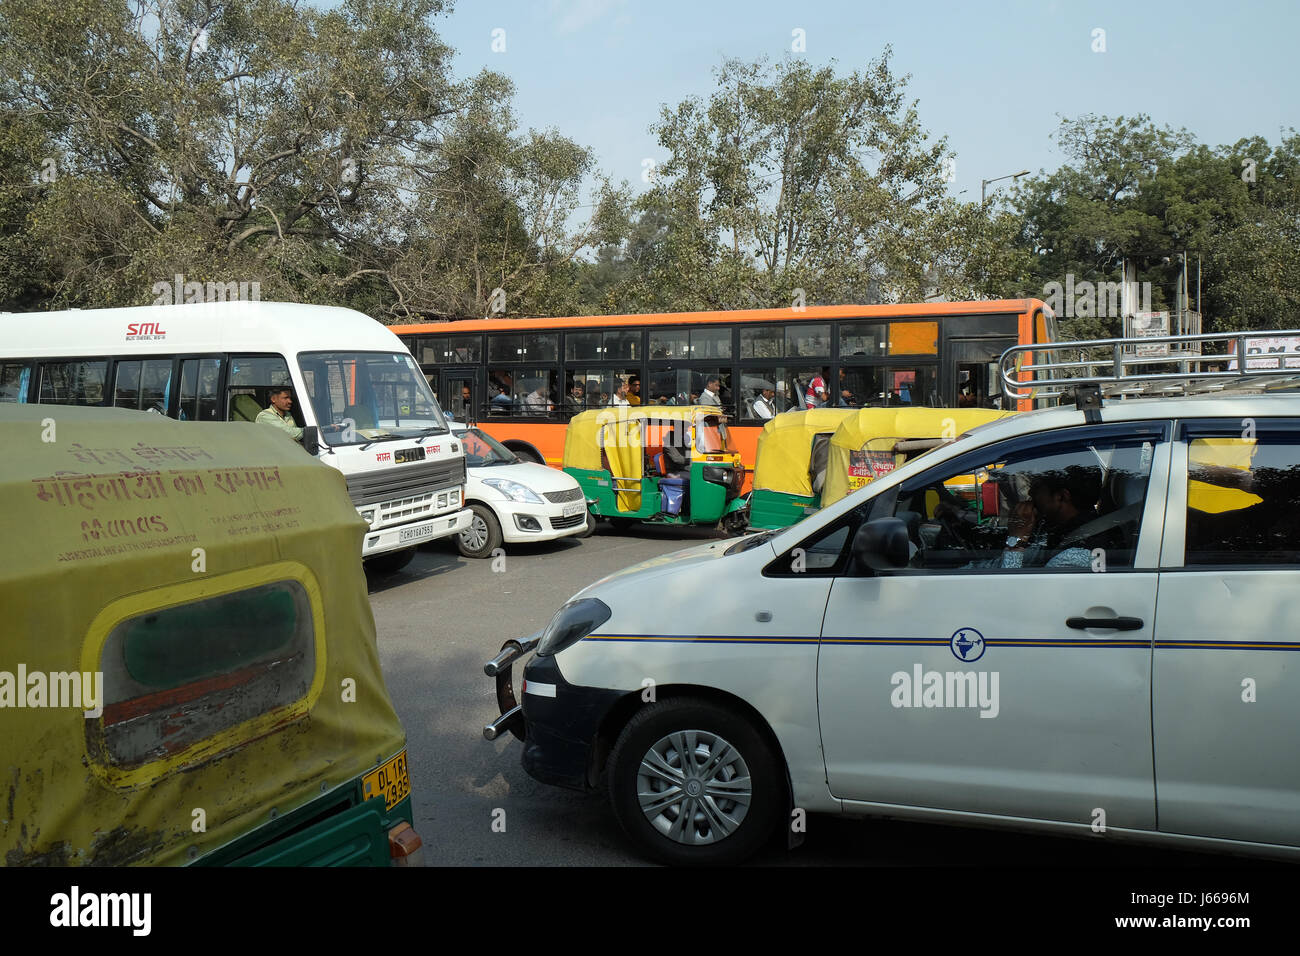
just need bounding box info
[1152,418,1300,848]
[814,423,1170,830]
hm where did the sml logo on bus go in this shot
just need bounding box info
[125,322,167,342]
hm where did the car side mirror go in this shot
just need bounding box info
[302,426,320,455]
[852,517,911,571]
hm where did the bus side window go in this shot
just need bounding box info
[1,362,34,403]
[179,358,222,421]
[227,355,297,424]
[39,360,108,406]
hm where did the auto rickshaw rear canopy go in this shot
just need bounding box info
[820,407,1014,505]
[0,404,407,865]
[751,408,858,497]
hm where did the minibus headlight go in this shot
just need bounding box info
[535,598,612,657]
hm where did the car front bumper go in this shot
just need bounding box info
[483,637,623,792]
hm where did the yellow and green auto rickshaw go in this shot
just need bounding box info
[1,404,421,866]
[564,406,748,530]
[819,407,1014,507]
[744,408,858,531]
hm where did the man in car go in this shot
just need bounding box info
[256,387,303,442]
[1000,466,1112,569]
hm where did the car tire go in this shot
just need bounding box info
[607,698,782,866]
[576,511,595,537]
[457,503,503,559]
[364,547,417,575]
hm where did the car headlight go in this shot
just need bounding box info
[536,598,613,657]
[360,509,376,525]
[482,478,543,503]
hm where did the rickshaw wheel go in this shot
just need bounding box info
[720,512,751,536]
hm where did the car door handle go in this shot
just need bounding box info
[1066,616,1144,631]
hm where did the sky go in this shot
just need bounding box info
[321,0,1299,211]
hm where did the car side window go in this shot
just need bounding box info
[1184,427,1300,566]
[889,434,1158,572]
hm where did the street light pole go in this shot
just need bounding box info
[980,169,1031,205]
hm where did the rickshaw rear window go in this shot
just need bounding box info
[92,580,315,769]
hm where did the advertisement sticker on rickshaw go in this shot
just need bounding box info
[848,449,897,490]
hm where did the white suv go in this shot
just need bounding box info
[484,378,1300,864]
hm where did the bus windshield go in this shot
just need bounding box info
[299,351,447,445]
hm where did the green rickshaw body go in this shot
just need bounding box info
[563,407,745,527]
[1,405,418,866]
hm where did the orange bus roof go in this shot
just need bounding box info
[386,299,1049,334]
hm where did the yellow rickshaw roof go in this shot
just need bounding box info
[563,406,728,469]
[829,407,1013,450]
[752,408,858,494]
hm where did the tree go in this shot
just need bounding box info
[0,0,630,318]
[1010,114,1299,338]
[615,50,959,311]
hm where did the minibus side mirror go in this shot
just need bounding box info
[852,517,911,572]
[302,426,320,455]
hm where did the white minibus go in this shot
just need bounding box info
[0,300,470,572]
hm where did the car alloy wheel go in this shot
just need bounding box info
[608,698,781,865]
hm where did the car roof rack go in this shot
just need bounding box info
[999,329,1300,407]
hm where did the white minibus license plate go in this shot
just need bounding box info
[399,524,436,543]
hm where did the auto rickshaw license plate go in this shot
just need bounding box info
[362,751,411,810]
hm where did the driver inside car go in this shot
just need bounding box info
[992,466,1114,569]
[930,465,1117,570]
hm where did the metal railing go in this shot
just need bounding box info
[999,330,1300,403]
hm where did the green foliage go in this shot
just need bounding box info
[0,6,1294,336]
[1011,114,1299,336]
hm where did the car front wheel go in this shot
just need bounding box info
[607,698,782,865]
[457,503,503,558]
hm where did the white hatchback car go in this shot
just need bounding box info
[451,422,591,558]
[484,384,1300,865]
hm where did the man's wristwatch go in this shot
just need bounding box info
[1005,535,1024,549]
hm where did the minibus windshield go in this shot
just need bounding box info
[299,351,448,445]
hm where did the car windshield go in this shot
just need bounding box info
[461,427,517,466]
[298,351,448,446]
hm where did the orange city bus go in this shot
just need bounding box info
[390,300,1056,479]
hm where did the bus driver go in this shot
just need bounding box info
[256,386,304,442]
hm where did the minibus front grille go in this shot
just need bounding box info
[346,458,465,507]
